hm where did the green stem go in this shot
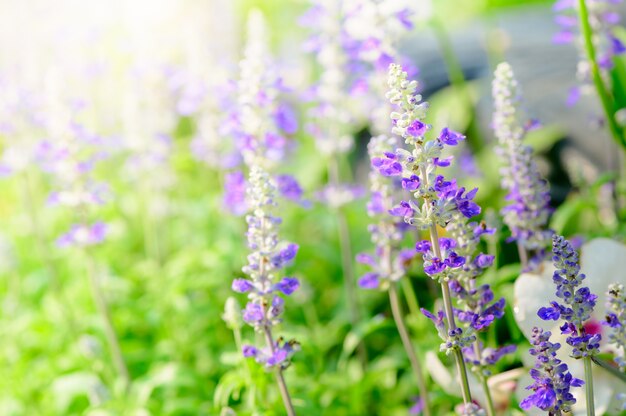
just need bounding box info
[419,161,473,406]
[389,283,432,416]
[263,326,296,416]
[577,0,626,150]
[473,341,496,416]
[583,356,595,416]
[517,241,529,271]
[328,155,367,367]
[84,250,131,392]
[590,355,626,382]
[430,18,483,151]
[401,278,421,318]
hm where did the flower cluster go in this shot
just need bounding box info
[378,65,479,231]
[233,167,300,369]
[553,0,626,105]
[492,63,552,263]
[230,11,301,371]
[538,235,601,359]
[221,11,302,215]
[300,0,355,157]
[605,283,626,371]
[357,134,416,290]
[520,327,583,413]
[37,108,111,248]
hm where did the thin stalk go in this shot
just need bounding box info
[328,155,367,366]
[232,326,256,408]
[389,283,431,416]
[84,251,131,392]
[583,356,595,416]
[401,278,420,317]
[473,341,496,416]
[590,355,626,382]
[516,241,529,271]
[262,326,296,416]
[430,18,484,151]
[419,162,473,406]
[577,0,626,150]
[437,271,473,407]
[19,172,79,334]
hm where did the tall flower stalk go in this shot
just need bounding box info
[576,0,626,150]
[373,63,481,411]
[492,63,552,270]
[536,235,602,415]
[605,283,626,372]
[554,0,626,149]
[301,0,364,362]
[445,213,515,416]
[520,327,584,414]
[230,11,299,415]
[41,103,130,390]
[358,134,431,415]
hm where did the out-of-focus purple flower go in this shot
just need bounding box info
[389,201,413,217]
[224,171,248,216]
[492,63,553,258]
[274,103,299,135]
[232,279,254,293]
[242,345,258,358]
[358,272,380,289]
[315,183,365,208]
[57,222,107,248]
[276,174,308,206]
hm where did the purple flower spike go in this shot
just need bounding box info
[520,327,581,413]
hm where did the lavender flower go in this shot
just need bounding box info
[236,166,300,370]
[384,63,481,406]
[357,135,415,290]
[492,63,552,266]
[553,0,625,104]
[220,11,304,213]
[230,19,301,415]
[538,235,601,359]
[520,327,583,413]
[38,114,111,248]
[605,283,626,371]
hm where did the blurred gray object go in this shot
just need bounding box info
[401,3,626,173]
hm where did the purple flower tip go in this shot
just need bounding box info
[358,273,380,289]
[232,279,254,293]
[276,277,300,295]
